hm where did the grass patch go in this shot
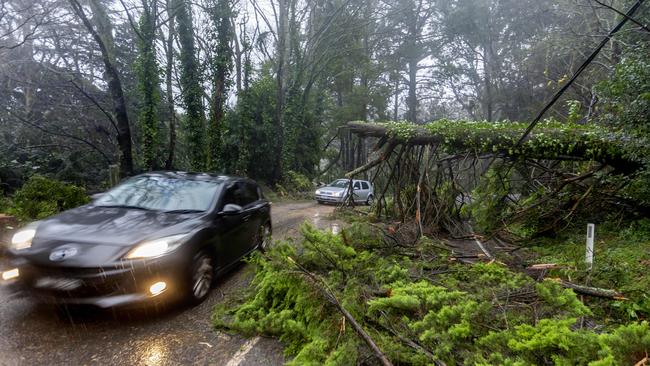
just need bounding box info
[529,218,650,323]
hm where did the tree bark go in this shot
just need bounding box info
[69,0,134,177]
[164,0,176,170]
[273,0,290,183]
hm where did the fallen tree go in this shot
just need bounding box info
[343,119,648,237]
[347,120,642,173]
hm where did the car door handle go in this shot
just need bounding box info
[243,215,251,222]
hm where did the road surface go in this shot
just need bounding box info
[0,201,336,366]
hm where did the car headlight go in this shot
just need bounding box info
[125,234,188,259]
[11,228,37,250]
[315,189,321,195]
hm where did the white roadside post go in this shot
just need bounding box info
[585,223,595,270]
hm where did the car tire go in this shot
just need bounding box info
[257,222,272,252]
[186,250,214,305]
[366,194,374,206]
[316,200,323,205]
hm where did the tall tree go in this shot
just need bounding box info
[206,0,234,171]
[164,0,176,169]
[68,0,134,176]
[174,0,205,170]
[380,0,437,123]
[272,0,290,182]
[135,0,160,170]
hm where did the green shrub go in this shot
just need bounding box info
[8,175,89,220]
[282,170,313,193]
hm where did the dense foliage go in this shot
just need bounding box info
[1,0,647,189]
[214,223,650,365]
[5,175,89,220]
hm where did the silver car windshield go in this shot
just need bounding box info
[328,179,349,188]
[95,176,222,212]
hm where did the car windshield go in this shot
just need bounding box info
[328,179,349,188]
[95,176,222,212]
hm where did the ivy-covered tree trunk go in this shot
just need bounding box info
[207,0,234,172]
[136,0,160,170]
[164,0,176,170]
[174,0,206,171]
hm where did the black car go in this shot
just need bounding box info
[0,172,272,308]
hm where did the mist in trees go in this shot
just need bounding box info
[0,0,647,189]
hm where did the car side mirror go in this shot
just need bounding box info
[220,203,243,215]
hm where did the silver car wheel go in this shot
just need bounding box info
[192,256,213,300]
[367,195,374,206]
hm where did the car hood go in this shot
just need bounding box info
[17,205,204,267]
[34,205,202,246]
[318,186,347,193]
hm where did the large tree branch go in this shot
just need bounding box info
[590,0,650,33]
[9,111,113,165]
[345,121,642,173]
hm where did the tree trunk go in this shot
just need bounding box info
[207,0,233,171]
[273,0,290,182]
[407,55,417,123]
[69,0,133,177]
[393,77,399,121]
[483,42,493,122]
[164,0,176,170]
[232,18,242,96]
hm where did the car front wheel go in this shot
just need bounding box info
[186,250,214,305]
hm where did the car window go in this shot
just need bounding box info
[241,182,259,206]
[221,181,258,208]
[220,183,242,207]
[361,182,369,190]
[95,175,221,212]
[328,179,348,188]
[353,181,361,189]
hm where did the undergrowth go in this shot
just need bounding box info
[214,222,650,365]
[2,175,89,220]
[528,218,650,323]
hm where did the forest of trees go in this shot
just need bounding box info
[0,0,647,190]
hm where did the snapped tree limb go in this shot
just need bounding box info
[287,257,393,366]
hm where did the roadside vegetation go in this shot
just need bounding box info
[214,221,650,365]
[0,175,89,221]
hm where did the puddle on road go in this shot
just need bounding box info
[129,339,169,366]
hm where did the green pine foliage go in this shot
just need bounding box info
[214,222,650,365]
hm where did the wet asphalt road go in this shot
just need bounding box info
[0,201,336,366]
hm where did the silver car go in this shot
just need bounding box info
[315,179,374,205]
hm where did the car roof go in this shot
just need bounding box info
[333,178,370,183]
[137,171,247,184]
